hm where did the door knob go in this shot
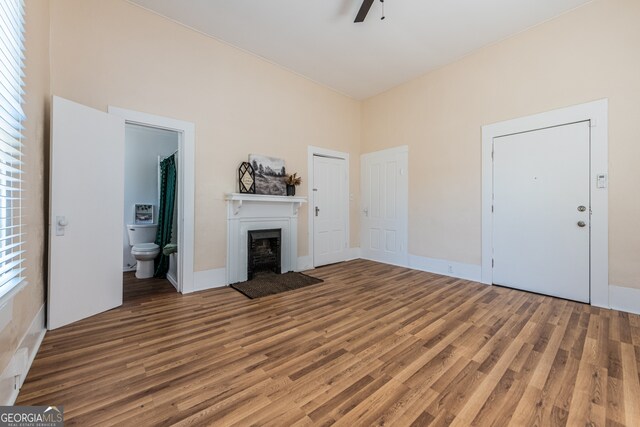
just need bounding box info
[577,205,586,212]
[577,221,586,228]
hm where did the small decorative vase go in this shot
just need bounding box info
[286,184,296,196]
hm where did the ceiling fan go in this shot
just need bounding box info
[354,0,385,23]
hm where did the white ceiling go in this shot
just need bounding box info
[130,0,592,99]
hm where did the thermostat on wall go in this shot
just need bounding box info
[596,173,607,189]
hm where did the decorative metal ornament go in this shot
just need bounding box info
[238,162,256,194]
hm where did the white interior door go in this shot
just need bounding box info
[493,121,590,303]
[48,96,125,329]
[313,155,347,267]
[360,147,408,265]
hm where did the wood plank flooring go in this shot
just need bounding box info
[17,260,640,426]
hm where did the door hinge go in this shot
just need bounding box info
[492,258,494,268]
[491,205,494,213]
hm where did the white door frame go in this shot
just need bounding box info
[481,99,608,308]
[307,146,350,268]
[109,107,195,293]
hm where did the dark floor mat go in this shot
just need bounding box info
[230,271,324,299]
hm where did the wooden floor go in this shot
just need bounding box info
[17,260,640,426]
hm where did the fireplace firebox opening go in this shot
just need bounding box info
[247,229,282,280]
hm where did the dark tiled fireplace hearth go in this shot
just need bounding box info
[247,229,282,280]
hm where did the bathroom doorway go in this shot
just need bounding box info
[111,106,196,294]
[48,99,196,328]
[123,123,180,291]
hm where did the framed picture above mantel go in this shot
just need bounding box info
[249,154,287,196]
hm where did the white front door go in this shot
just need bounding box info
[493,121,590,303]
[313,155,347,267]
[48,96,125,329]
[360,147,408,265]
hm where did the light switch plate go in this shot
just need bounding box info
[596,173,607,189]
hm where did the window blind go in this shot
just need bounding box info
[0,0,25,300]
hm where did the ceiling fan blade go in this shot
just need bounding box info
[354,0,375,23]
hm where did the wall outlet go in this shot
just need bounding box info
[447,265,454,274]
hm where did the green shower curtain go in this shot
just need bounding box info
[154,155,177,277]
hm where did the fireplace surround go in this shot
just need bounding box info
[225,193,306,284]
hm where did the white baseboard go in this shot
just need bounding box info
[301,252,640,317]
[166,272,179,291]
[189,250,361,292]
[296,256,312,272]
[609,285,640,315]
[190,267,227,293]
[349,252,482,283]
[344,247,361,261]
[408,254,482,282]
[297,248,361,272]
[0,304,46,405]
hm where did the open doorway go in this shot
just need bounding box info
[123,123,180,292]
[48,98,195,329]
[110,106,196,295]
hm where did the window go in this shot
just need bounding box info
[0,0,25,300]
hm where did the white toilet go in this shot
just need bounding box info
[127,224,160,279]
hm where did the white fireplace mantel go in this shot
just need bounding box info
[225,193,307,284]
[225,193,307,216]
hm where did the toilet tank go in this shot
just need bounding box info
[127,224,158,245]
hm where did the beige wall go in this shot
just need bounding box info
[0,0,50,373]
[48,0,361,273]
[4,0,639,376]
[362,0,640,289]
